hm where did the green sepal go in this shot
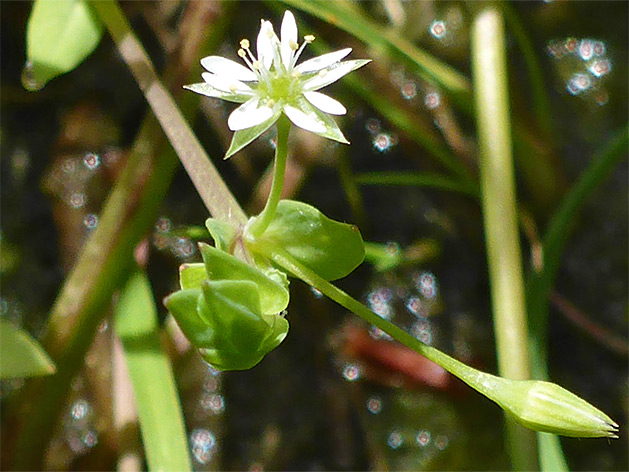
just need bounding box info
[205,218,238,252]
[252,200,365,281]
[197,280,288,370]
[225,112,281,159]
[163,289,214,347]
[199,243,289,314]
[179,263,207,290]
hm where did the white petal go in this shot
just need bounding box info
[202,72,253,94]
[302,59,371,91]
[201,56,258,82]
[295,48,352,74]
[257,20,276,69]
[280,11,298,66]
[283,104,327,133]
[228,99,275,131]
[184,82,250,103]
[304,91,346,115]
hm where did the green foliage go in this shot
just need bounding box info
[25,0,103,89]
[115,271,192,471]
[252,200,365,281]
[0,319,55,378]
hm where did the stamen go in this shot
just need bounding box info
[289,39,298,51]
[318,69,328,78]
[291,70,301,78]
[267,99,275,108]
[240,39,250,50]
[229,84,237,93]
[252,60,261,70]
[238,49,247,58]
[292,38,311,67]
[304,35,315,43]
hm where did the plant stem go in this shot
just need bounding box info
[471,7,537,470]
[259,244,526,409]
[248,115,291,238]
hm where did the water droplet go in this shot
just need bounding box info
[174,238,195,258]
[588,59,611,77]
[366,396,382,414]
[200,393,225,414]
[416,271,438,299]
[83,153,100,170]
[406,297,423,317]
[365,117,381,134]
[203,376,220,392]
[430,20,447,39]
[564,37,578,53]
[69,192,87,209]
[368,287,393,319]
[342,363,361,382]
[61,158,77,174]
[424,91,441,110]
[411,320,432,344]
[82,429,98,448]
[416,430,431,446]
[310,286,323,299]
[435,434,449,450]
[83,214,99,229]
[593,41,606,56]
[155,217,172,233]
[70,399,90,421]
[578,39,594,61]
[401,81,417,100]
[21,60,45,92]
[373,133,393,153]
[190,428,216,464]
[595,90,609,106]
[566,73,591,95]
[387,430,404,449]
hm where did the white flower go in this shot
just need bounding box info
[184,10,370,158]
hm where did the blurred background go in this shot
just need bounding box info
[1,1,627,470]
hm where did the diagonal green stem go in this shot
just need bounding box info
[247,115,291,238]
[259,243,510,405]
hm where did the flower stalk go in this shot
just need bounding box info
[258,242,619,440]
[247,115,291,239]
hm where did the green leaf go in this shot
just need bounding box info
[115,271,192,472]
[25,0,103,89]
[0,319,56,378]
[253,200,364,281]
[199,242,289,314]
[205,217,239,251]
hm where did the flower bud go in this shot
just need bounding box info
[164,244,290,371]
[494,379,619,438]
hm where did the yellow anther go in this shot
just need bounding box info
[252,60,261,70]
[238,49,247,58]
[291,70,302,78]
[229,84,237,93]
[318,69,328,78]
[289,39,299,51]
[267,99,275,108]
[304,35,315,43]
[240,39,250,49]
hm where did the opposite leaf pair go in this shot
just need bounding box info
[165,200,365,370]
